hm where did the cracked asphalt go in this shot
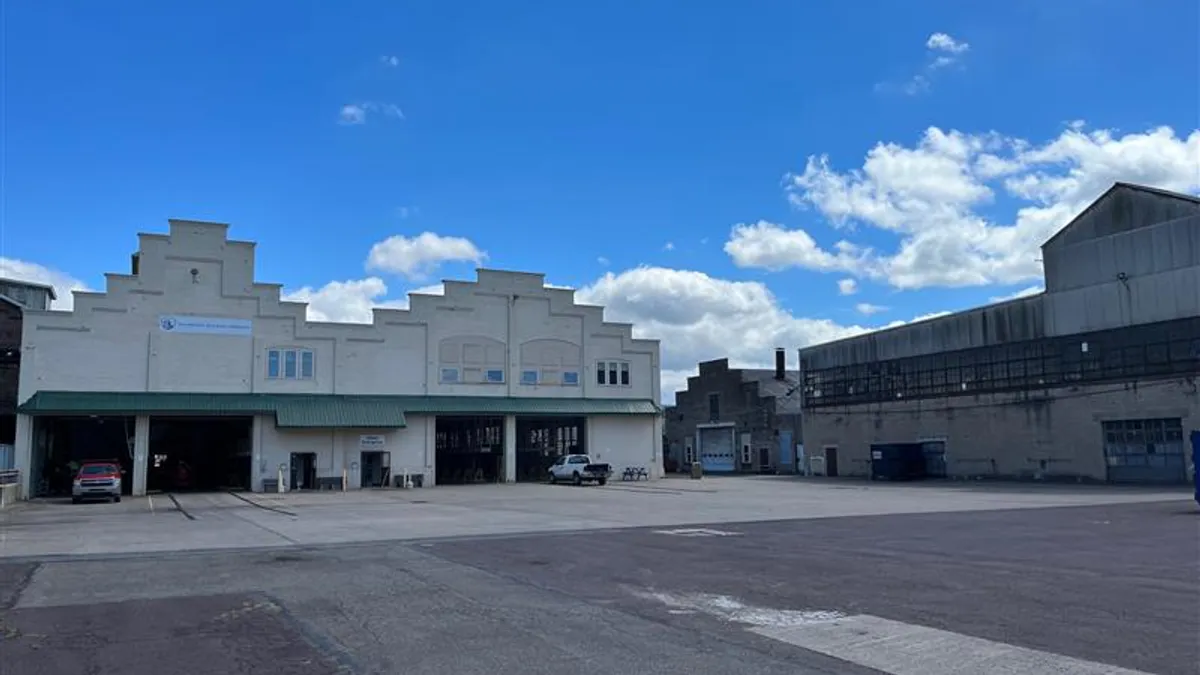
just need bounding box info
[1,498,1195,675]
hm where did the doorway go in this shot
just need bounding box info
[824,446,839,477]
[435,416,504,485]
[360,451,390,488]
[290,452,317,491]
[515,416,585,482]
[147,417,252,492]
[758,447,770,471]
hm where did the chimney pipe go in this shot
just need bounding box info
[774,347,786,380]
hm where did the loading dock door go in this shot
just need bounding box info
[698,426,735,472]
[1103,418,1187,484]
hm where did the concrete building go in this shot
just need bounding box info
[799,183,1200,484]
[13,219,663,498]
[664,349,802,474]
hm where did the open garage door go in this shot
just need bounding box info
[147,417,252,492]
[31,416,135,498]
[698,425,735,472]
[435,416,503,485]
[515,416,585,482]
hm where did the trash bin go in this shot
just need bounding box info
[690,462,703,480]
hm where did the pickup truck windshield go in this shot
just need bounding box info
[80,465,118,476]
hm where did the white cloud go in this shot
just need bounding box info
[837,278,858,295]
[663,241,675,251]
[367,231,487,280]
[727,123,1200,290]
[725,220,866,273]
[395,206,418,220]
[338,101,404,125]
[380,55,400,67]
[855,302,887,316]
[926,32,969,55]
[338,104,367,125]
[577,266,960,403]
[597,256,610,266]
[282,277,391,323]
[576,265,870,379]
[989,285,1044,303]
[0,258,89,310]
[882,32,971,95]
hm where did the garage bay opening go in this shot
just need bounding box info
[30,416,135,497]
[516,416,585,482]
[435,416,503,485]
[147,417,252,492]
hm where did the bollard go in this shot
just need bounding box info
[690,462,703,480]
[342,468,347,491]
[277,464,286,493]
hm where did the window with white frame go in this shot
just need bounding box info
[595,360,631,386]
[267,348,315,380]
[485,369,505,384]
[684,444,694,463]
[741,444,752,465]
[520,369,539,385]
[562,370,579,386]
[440,367,460,384]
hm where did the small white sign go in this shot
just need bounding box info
[359,434,386,450]
[158,315,252,336]
[871,450,883,460]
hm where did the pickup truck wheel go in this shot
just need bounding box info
[549,473,557,484]
[71,497,81,505]
[597,477,607,486]
[573,471,582,486]
[113,496,121,503]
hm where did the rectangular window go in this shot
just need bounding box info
[300,350,314,379]
[741,444,751,465]
[440,367,460,384]
[708,393,720,421]
[620,362,630,385]
[521,370,539,385]
[562,371,579,386]
[485,369,505,383]
[267,350,281,379]
[284,350,297,378]
[596,362,606,385]
[608,363,618,385]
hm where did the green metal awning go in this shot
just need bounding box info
[17,391,660,426]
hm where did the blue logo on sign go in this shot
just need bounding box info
[160,317,177,331]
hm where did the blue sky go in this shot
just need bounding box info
[3,0,1198,399]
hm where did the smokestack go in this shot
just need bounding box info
[774,347,786,380]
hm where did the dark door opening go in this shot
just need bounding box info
[147,417,252,492]
[435,416,503,485]
[758,446,770,472]
[32,416,135,497]
[516,416,585,482]
[360,451,390,488]
[290,452,317,491]
[824,446,839,477]
[870,442,946,481]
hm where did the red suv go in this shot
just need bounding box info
[72,462,123,504]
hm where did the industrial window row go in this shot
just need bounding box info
[802,317,1200,408]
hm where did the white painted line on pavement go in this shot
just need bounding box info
[751,615,1156,675]
[652,528,742,537]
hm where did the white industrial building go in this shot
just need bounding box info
[13,219,662,498]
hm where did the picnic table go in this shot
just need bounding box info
[621,466,649,481]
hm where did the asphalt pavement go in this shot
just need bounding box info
[1,498,1195,675]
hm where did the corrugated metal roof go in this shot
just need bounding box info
[18,391,659,422]
[274,398,406,428]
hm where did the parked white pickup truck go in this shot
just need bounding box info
[548,454,612,486]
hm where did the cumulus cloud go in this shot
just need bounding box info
[380,55,400,67]
[837,278,858,295]
[855,302,887,316]
[726,123,1200,290]
[367,232,487,280]
[0,258,89,310]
